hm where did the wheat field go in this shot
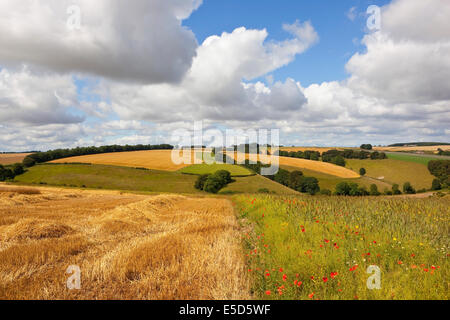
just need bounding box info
[374,145,450,153]
[0,153,32,165]
[0,185,250,300]
[50,150,204,171]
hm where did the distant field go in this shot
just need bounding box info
[386,153,443,165]
[280,147,345,153]
[180,164,254,177]
[375,145,450,153]
[346,159,434,190]
[235,194,449,300]
[0,153,32,165]
[50,150,197,171]
[281,165,392,192]
[229,153,360,179]
[0,186,249,299]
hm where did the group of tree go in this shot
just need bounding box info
[278,150,321,161]
[0,163,25,181]
[268,169,320,195]
[437,148,450,156]
[428,160,450,190]
[333,181,416,196]
[194,170,233,194]
[22,144,174,168]
[360,144,373,150]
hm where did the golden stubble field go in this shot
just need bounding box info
[0,153,32,165]
[0,185,250,300]
[374,145,450,153]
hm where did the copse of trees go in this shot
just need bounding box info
[268,169,320,195]
[359,168,366,176]
[360,144,373,150]
[403,182,416,194]
[428,160,450,188]
[22,144,174,167]
[194,170,233,194]
[0,163,25,181]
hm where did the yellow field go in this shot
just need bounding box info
[374,145,450,153]
[0,185,250,300]
[50,150,203,171]
[231,152,360,178]
[0,153,32,165]
[280,147,345,153]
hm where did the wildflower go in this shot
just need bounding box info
[308,292,315,299]
[279,268,283,272]
[265,290,271,296]
[411,265,417,269]
[323,277,328,283]
[282,274,287,281]
[398,261,403,265]
[265,272,270,277]
[324,239,330,243]
[330,272,338,279]
[297,281,302,287]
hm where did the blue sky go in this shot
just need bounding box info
[185,0,391,86]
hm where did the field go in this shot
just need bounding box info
[180,164,254,177]
[220,175,300,195]
[0,185,250,299]
[281,165,392,192]
[50,150,197,171]
[234,194,449,300]
[345,159,434,190]
[386,153,446,165]
[374,145,450,153]
[0,153,32,165]
[280,147,344,153]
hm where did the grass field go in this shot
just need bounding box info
[346,159,434,190]
[50,150,195,171]
[220,175,300,195]
[180,163,254,177]
[281,165,392,192]
[0,185,250,299]
[14,164,202,194]
[0,153,32,165]
[386,153,441,165]
[234,194,449,300]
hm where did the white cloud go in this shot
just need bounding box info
[0,0,201,84]
[347,7,357,21]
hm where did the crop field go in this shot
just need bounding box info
[180,164,254,177]
[0,153,32,165]
[0,185,250,299]
[385,153,446,165]
[374,145,450,153]
[345,159,434,190]
[281,166,392,192]
[234,194,449,300]
[280,147,345,153]
[50,150,198,171]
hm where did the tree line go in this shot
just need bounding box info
[0,163,25,181]
[428,160,450,190]
[22,144,174,167]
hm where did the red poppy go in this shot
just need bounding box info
[265,290,271,295]
[330,272,338,279]
[308,292,315,299]
[282,274,287,281]
[397,261,403,265]
[323,277,328,283]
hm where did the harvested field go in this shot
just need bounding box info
[0,185,250,300]
[374,145,450,153]
[280,147,345,153]
[0,153,32,165]
[50,150,203,171]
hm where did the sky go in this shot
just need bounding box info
[0,0,449,151]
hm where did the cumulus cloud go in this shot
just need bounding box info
[0,0,201,84]
[0,67,82,125]
[109,21,317,123]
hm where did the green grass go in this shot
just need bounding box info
[180,163,254,176]
[220,175,300,195]
[14,164,202,194]
[234,194,449,300]
[386,153,438,165]
[346,159,434,190]
[281,165,392,192]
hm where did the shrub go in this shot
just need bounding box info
[203,175,225,194]
[403,182,416,194]
[258,188,270,194]
[431,179,442,191]
[195,174,210,190]
[301,177,320,195]
[319,189,332,196]
[369,184,381,196]
[335,182,351,196]
[360,144,373,150]
[392,184,402,195]
[359,168,366,176]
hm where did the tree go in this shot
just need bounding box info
[335,182,351,196]
[403,182,416,194]
[392,184,402,195]
[274,169,290,186]
[195,174,210,190]
[431,179,442,191]
[359,168,366,176]
[370,184,381,196]
[12,163,24,176]
[215,170,232,184]
[288,171,304,191]
[301,177,320,195]
[332,156,346,167]
[203,175,225,194]
[23,156,36,168]
[360,144,373,150]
